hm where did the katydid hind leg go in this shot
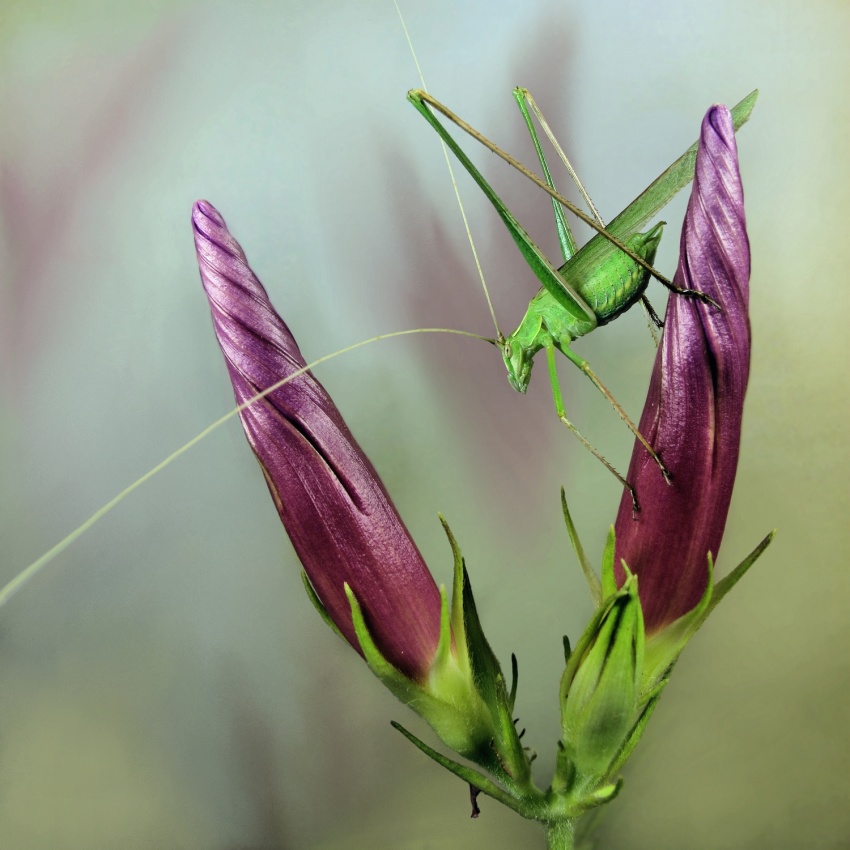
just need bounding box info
[407,91,598,330]
[545,344,639,512]
[514,88,664,348]
[560,343,671,484]
[514,88,606,230]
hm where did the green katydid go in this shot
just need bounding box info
[408,87,758,508]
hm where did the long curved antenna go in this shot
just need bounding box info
[0,327,493,610]
[393,1,504,339]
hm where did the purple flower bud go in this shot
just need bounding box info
[192,201,442,681]
[614,106,751,635]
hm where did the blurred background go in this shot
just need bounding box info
[1,1,848,848]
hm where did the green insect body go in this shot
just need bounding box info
[408,87,756,504]
[504,222,664,394]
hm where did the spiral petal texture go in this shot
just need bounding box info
[614,106,751,634]
[193,200,442,680]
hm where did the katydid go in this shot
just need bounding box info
[408,88,758,508]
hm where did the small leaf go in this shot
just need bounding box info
[390,721,525,816]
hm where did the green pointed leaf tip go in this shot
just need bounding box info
[640,531,774,692]
[560,578,644,781]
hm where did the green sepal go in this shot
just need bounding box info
[641,555,714,691]
[439,514,472,681]
[439,516,530,788]
[551,739,575,798]
[600,527,617,600]
[347,580,492,759]
[642,530,774,691]
[460,566,503,712]
[301,571,345,641]
[432,583,453,673]
[560,588,624,704]
[558,576,644,786]
[561,488,602,606]
[606,667,672,778]
[345,582,424,706]
[550,742,624,818]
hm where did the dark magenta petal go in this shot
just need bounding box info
[193,200,442,680]
[614,106,751,634]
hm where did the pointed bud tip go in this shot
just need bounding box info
[192,199,225,229]
[704,103,737,152]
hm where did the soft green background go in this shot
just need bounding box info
[1,1,848,848]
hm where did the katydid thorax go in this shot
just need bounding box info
[408,87,757,508]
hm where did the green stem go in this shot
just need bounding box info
[546,819,575,850]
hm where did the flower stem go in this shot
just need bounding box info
[546,819,575,850]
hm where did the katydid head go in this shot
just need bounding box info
[501,337,533,394]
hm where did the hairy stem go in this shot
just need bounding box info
[546,819,576,850]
